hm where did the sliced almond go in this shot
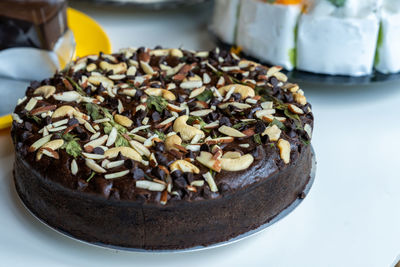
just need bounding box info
[256,109,276,119]
[140,61,155,75]
[29,134,53,152]
[129,140,151,157]
[53,91,82,102]
[304,124,313,139]
[261,101,273,110]
[204,137,234,145]
[203,172,218,192]
[114,114,133,128]
[24,98,38,111]
[136,180,166,192]
[105,170,130,180]
[218,125,246,138]
[82,152,106,160]
[277,139,291,164]
[106,127,118,147]
[190,109,213,117]
[288,104,304,115]
[71,159,78,175]
[218,102,251,110]
[85,158,106,173]
[189,86,205,98]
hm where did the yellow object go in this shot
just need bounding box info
[275,0,302,4]
[0,8,111,130]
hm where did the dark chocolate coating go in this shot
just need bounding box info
[14,144,311,249]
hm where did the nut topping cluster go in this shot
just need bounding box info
[12,47,313,204]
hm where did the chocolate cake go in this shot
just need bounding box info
[11,47,314,250]
[0,0,68,51]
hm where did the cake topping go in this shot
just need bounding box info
[11,47,313,204]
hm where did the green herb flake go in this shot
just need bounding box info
[270,118,286,130]
[66,76,86,96]
[233,120,256,130]
[154,130,166,141]
[27,114,42,124]
[196,90,214,102]
[253,134,262,145]
[61,133,82,158]
[85,103,101,121]
[147,95,168,113]
[86,172,96,182]
[115,135,130,147]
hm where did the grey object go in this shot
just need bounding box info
[17,148,316,253]
[71,0,210,9]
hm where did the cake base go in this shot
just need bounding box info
[15,148,316,253]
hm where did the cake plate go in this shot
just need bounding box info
[17,147,316,253]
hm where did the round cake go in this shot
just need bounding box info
[11,47,314,250]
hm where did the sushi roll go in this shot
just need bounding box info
[297,0,381,76]
[375,0,400,74]
[236,0,303,71]
[211,0,241,45]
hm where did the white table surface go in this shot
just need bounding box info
[1,2,400,267]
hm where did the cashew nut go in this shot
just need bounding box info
[165,134,182,151]
[262,125,281,142]
[170,160,200,174]
[173,115,205,142]
[150,48,184,58]
[88,75,114,89]
[288,104,304,115]
[33,85,56,99]
[114,114,133,127]
[222,151,242,159]
[218,84,255,99]
[220,154,254,172]
[277,139,291,164]
[140,61,155,75]
[104,147,142,162]
[100,61,127,74]
[52,105,88,120]
[144,88,176,101]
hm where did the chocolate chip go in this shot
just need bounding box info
[254,121,265,134]
[177,94,186,103]
[219,116,232,127]
[184,173,195,183]
[270,77,278,86]
[24,121,33,131]
[77,179,88,191]
[186,150,195,159]
[93,147,104,155]
[78,132,89,141]
[68,118,79,126]
[200,144,210,152]
[232,93,241,101]
[151,167,166,180]
[261,134,270,144]
[124,159,135,169]
[154,141,165,152]
[155,151,168,166]
[151,111,161,122]
[174,176,187,189]
[252,145,265,160]
[116,152,126,161]
[171,169,183,179]
[132,167,145,180]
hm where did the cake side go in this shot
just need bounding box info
[14,143,311,249]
